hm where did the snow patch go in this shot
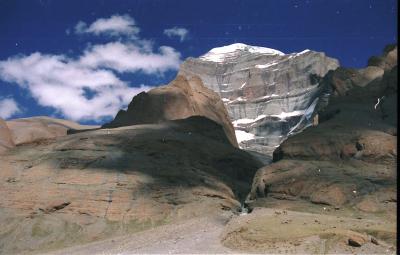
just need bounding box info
[235,130,255,143]
[255,62,278,69]
[199,43,284,62]
[271,110,305,119]
[230,96,247,103]
[288,49,311,59]
[255,114,267,121]
[297,49,311,55]
[233,114,267,127]
[257,94,280,100]
[233,118,256,126]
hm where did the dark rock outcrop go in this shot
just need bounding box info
[103,75,238,147]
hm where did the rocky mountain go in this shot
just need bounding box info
[0,77,265,253]
[103,75,238,147]
[231,45,397,253]
[0,44,396,254]
[179,43,339,154]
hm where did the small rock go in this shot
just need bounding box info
[348,238,362,247]
[356,198,380,213]
[371,237,379,245]
[348,235,368,247]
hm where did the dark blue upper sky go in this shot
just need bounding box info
[0,0,397,124]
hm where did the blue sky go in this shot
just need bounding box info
[0,0,397,124]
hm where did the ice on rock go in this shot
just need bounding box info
[235,130,255,144]
[199,43,284,63]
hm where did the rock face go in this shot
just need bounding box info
[179,43,339,154]
[223,46,397,254]
[248,45,397,211]
[103,75,238,147]
[0,116,263,254]
[5,116,99,146]
[0,118,14,153]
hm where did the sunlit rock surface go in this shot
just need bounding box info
[179,43,339,154]
[0,118,14,153]
[102,75,238,147]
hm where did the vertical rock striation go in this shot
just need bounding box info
[179,43,339,154]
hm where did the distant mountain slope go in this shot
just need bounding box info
[0,116,99,153]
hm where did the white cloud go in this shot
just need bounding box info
[75,14,140,37]
[0,98,21,119]
[0,14,182,122]
[0,52,152,121]
[79,42,181,74]
[164,27,189,42]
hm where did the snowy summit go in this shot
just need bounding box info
[199,43,285,62]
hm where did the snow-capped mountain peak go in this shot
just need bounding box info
[180,44,339,154]
[199,43,285,62]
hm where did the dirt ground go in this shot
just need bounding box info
[41,206,396,255]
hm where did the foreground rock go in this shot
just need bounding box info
[180,43,339,154]
[0,116,263,254]
[103,75,238,147]
[222,208,395,254]
[249,45,397,204]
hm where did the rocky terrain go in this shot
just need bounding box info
[0,76,263,254]
[232,45,397,253]
[0,44,397,254]
[180,43,339,154]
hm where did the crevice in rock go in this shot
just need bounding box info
[39,202,71,214]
